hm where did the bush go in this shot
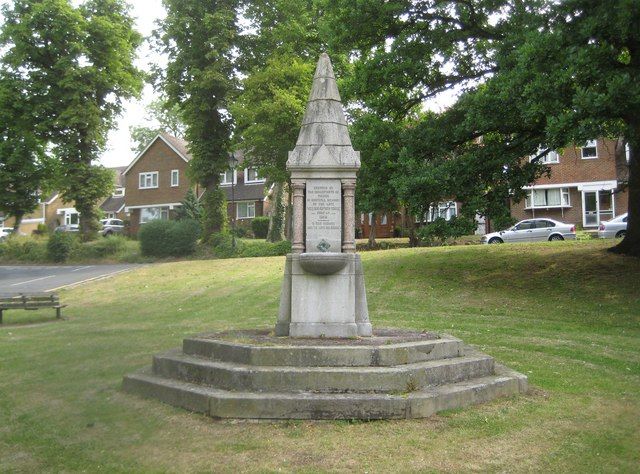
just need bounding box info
[418,216,477,246]
[73,235,128,259]
[33,223,49,236]
[138,219,201,257]
[47,232,77,262]
[251,216,270,239]
[210,232,244,258]
[0,236,48,262]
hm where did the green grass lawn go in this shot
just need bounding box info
[1,240,639,472]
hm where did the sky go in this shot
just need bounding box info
[100,0,166,168]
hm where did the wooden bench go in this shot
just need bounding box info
[0,293,66,324]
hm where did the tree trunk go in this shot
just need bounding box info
[78,204,100,242]
[267,182,286,242]
[610,129,640,257]
[12,211,24,233]
[368,212,377,248]
[407,214,419,247]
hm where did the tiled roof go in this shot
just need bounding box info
[222,182,267,202]
[100,195,125,213]
[161,133,192,161]
[108,166,127,187]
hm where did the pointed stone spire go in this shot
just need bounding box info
[287,53,360,170]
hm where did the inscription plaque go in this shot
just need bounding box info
[305,179,342,252]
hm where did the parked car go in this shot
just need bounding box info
[54,224,79,233]
[100,218,125,237]
[598,213,627,239]
[481,218,576,244]
[0,227,15,241]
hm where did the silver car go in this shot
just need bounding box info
[100,218,125,237]
[598,213,627,239]
[481,218,576,244]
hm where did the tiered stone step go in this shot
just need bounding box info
[122,330,527,419]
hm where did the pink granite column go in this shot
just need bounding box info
[342,180,356,253]
[292,180,305,253]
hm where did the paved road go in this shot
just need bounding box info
[0,264,141,294]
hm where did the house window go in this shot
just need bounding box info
[525,188,570,208]
[581,140,598,159]
[360,213,364,224]
[140,207,169,223]
[106,212,116,219]
[237,202,255,219]
[65,213,79,225]
[171,170,179,187]
[626,143,630,163]
[220,170,236,186]
[368,213,373,225]
[139,172,158,189]
[530,148,559,164]
[113,188,125,197]
[245,167,265,183]
[381,214,388,225]
[427,201,457,222]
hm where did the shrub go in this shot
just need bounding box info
[139,219,200,257]
[47,232,77,262]
[201,188,228,240]
[251,216,270,239]
[418,216,477,246]
[0,236,48,262]
[33,223,49,236]
[73,235,128,259]
[210,232,244,258]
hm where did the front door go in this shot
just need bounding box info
[583,191,614,227]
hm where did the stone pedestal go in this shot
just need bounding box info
[275,253,372,337]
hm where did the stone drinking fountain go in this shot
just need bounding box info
[123,54,527,419]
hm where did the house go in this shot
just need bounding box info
[122,134,269,235]
[510,138,629,228]
[100,166,127,220]
[219,150,269,228]
[0,192,78,234]
[122,133,196,236]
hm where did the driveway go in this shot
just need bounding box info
[0,264,141,294]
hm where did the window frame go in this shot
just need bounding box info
[530,148,560,164]
[139,171,159,189]
[525,188,571,209]
[236,201,256,219]
[170,169,179,187]
[220,170,237,186]
[244,167,265,184]
[139,206,170,224]
[581,140,598,159]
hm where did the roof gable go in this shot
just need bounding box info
[123,134,191,175]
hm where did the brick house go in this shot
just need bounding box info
[99,166,127,220]
[0,192,73,234]
[510,138,629,228]
[122,134,269,236]
[122,133,196,236]
[219,150,269,228]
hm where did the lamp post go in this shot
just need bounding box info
[229,152,239,249]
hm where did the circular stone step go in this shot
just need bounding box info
[182,329,464,367]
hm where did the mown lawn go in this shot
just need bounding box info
[1,240,639,472]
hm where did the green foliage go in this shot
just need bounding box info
[417,216,477,246]
[1,0,144,240]
[0,236,48,262]
[129,98,186,153]
[267,183,287,242]
[325,0,640,255]
[209,232,243,258]
[251,216,270,239]
[174,188,202,222]
[237,240,291,257]
[34,224,50,236]
[74,235,128,259]
[47,232,78,263]
[138,219,200,258]
[201,188,228,239]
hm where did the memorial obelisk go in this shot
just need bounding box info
[275,53,372,338]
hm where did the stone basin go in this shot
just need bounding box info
[299,252,348,275]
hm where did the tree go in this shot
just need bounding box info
[325,0,640,256]
[174,188,202,221]
[154,0,239,239]
[0,72,49,231]
[130,98,185,153]
[349,112,405,247]
[230,55,314,241]
[1,0,143,240]
[233,0,326,242]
